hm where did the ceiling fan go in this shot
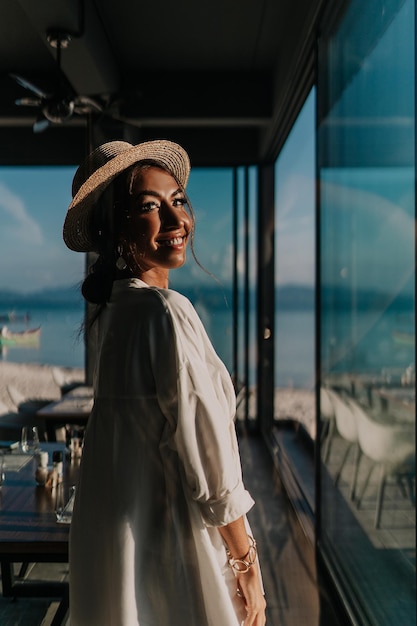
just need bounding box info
[10,29,104,133]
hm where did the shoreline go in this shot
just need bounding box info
[0,361,85,412]
[0,361,316,438]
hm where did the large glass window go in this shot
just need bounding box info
[0,166,83,368]
[229,167,258,426]
[173,168,234,371]
[273,91,316,435]
[273,89,316,511]
[174,167,257,426]
[318,0,415,623]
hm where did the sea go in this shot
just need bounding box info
[0,302,414,391]
[0,304,85,369]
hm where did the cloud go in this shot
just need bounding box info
[320,177,414,292]
[0,181,43,245]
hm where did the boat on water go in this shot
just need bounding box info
[0,326,41,347]
[0,311,31,323]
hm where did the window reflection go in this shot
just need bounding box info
[173,168,234,372]
[318,0,415,622]
[274,89,317,442]
[235,167,258,427]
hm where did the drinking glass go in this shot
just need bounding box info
[0,452,5,487]
[21,426,40,453]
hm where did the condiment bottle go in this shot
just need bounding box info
[52,450,63,487]
[35,450,49,486]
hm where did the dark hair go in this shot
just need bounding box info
[81,161,197,310]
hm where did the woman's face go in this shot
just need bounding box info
[122,165,192,284]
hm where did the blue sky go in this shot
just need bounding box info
[0,0,414,300]
[0,145,413,296]
[0,165,237,293]
[0,166,80,292]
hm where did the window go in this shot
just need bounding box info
[173,168,234,371]
[318,0,415,622]
[274,90,317,441]
[0,166,83,368]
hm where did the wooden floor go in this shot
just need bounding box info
[0,433,344,626]
[238,431,343,626]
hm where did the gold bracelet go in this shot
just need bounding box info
[226,536,257,574]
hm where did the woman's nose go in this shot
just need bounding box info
[160,203,185,229]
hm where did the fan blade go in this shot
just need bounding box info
[33,117,50,133]
[10,73,51,99]
[73,95,103,115]
[15,97,42,107]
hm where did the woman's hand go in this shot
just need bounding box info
[218,517,266,625]
[236,566,266,626]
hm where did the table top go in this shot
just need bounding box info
[0,443,79,558]
[37,386,94,421]
[376,386,415,403]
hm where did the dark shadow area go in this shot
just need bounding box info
[237,426,347,625]
[272,420,416,626]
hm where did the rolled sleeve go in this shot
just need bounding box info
[199,483,255,527]
[150,289,255,528]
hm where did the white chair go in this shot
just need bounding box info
[320,386,336,461]
[0,400,12,415]
[323,388,360,500]
[6,384,26,410]
[348,398,415,528]
[52,366,83,396]
[6,385,49,440]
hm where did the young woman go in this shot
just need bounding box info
[63,139,266,626]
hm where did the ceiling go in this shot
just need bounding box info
[0,0,323,166]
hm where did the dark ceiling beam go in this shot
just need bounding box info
[0,122,261,167]
[0,125,88,165]
[1,68,271,132]
[119,126,261,167]
[16,0,119,95]
[117,70,273,122]
[0,69,272,164]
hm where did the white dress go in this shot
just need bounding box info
[69,278,256,626]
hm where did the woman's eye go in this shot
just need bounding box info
[139,201,160,213]
[173,197,187,208]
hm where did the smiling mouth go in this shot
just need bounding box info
[158,236,186,247]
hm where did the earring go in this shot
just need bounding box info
[116,246,127,271]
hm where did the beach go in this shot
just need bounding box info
[0,361,85,412]
[236,386,316,438]
[0,361,316,440]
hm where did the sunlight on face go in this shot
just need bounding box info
[121,166,192,285]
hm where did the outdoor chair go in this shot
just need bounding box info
[347,397,415,528]
[52,366,84,396]
[322,388,360,501]
[320,386,336,461]
[5,387,49,440]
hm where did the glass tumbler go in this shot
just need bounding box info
[21,426,40,453]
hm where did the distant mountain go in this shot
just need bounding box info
[0,283,412,312]
[0,285,83,308]
[275,285,314,309]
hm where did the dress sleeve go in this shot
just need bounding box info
[149,291,254,527]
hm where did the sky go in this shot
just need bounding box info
[0,0,414,298]
[0,165,237,294]
[0,131,413,297]
[0,101,314,296]
[0,166,81,292]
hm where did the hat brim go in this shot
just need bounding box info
[63,140,190,252]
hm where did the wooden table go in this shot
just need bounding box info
[0,442,80,624]
[37,386,93,441]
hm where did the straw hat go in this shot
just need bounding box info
[63,139,191,252]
